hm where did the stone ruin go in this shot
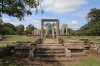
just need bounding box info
[25,28,41,38]
[0,37,98,61]
[0,19,100,63]
[0,36,6,41]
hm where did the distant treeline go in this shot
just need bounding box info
[0,19,36,36]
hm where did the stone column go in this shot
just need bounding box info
[37,29,38,35]
[62,28,64,35]
[60,29,62,35]
[41,21,44,43]
[45,28,48,36]
[32,31,34,35]
[34,29,36,35]
[52,28,54,38]
[38,30,40,35]
[66,28,67,35]
[56,20,59,43]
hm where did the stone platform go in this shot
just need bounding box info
[35,40,74,62]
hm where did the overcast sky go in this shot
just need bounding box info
[2,0,100,30]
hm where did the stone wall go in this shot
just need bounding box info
[0,48,11,58]
[89,48,100,55]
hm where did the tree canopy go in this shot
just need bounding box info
[0,0,44,20]
[76,8,100,36]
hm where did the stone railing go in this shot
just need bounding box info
[28,48,36,59]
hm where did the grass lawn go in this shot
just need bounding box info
[62,36,100,43]
[73,58,100,66]
[0,35,38,44]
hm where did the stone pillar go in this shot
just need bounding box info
[32,31,34,35]
[66,28,67,35]
[37,29,38,35]
[62,28,64,35]
[45,28,48,36]
[38,30,40,35]
[41,21,44,43]
[56,20,59,43]
[34,29,36,35]
[52,28,54,38]
[60,29,62,35]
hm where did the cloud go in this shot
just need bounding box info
[42,0,88,13]
[66,20,79,30]
[71,20,78,24]
[67,20,78,25]
[72,11,88,18]
[2,17,41,29]
[2,18,10,23]
[25,17,39,23]
[2,18,21,26]
[24,17,41,29]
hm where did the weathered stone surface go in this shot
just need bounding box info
[65,48,71,58]
[0,48,11,58]
[98,50,100,55]
[28,48,35,59]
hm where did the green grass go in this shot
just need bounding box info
[0,35,38,44]
[72,58,100,66]
[62,36,100,43]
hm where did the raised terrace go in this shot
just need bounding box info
[0,19,100,66]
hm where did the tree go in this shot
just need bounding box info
[26,24,35,34]
[0,18,3,34]
[87,8,100,27]
[0,0,44,20]
[16,24,25,35]
[45,23,56,34]
[77,8,100,36]
[0,22,16,36]
[67,28,75,35]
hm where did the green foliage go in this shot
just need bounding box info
[44,23,56,34]
[74,58,100,66]
[25,24,35,34]
[67,28,75,35]
[0,0,43,20]
[87,8,100,23]
[77,21,100,36]
[77,8,100,36]
[45,23,55,29]
[0,22,16,36]
[0,35,37,44]
[16,24,25,35]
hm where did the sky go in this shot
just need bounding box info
[2,0,100,30]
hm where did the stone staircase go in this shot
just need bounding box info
[64,40,87,57]
[35,43,74,62]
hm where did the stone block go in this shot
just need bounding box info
[28,48,35,59]
[65,48,71,58]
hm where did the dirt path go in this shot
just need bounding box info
[44,38,57,43]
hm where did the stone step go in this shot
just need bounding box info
[68,40,84,43]
[35,57,74,62]
[36,46,64,49]
[36,51,65,54]
[36,50,65,53]
[36,47,65,50]
[71,52,87,57]
[35,54,66,57]
[43,43,59,44]
[64,43,84,45]
[37,44,62,46]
